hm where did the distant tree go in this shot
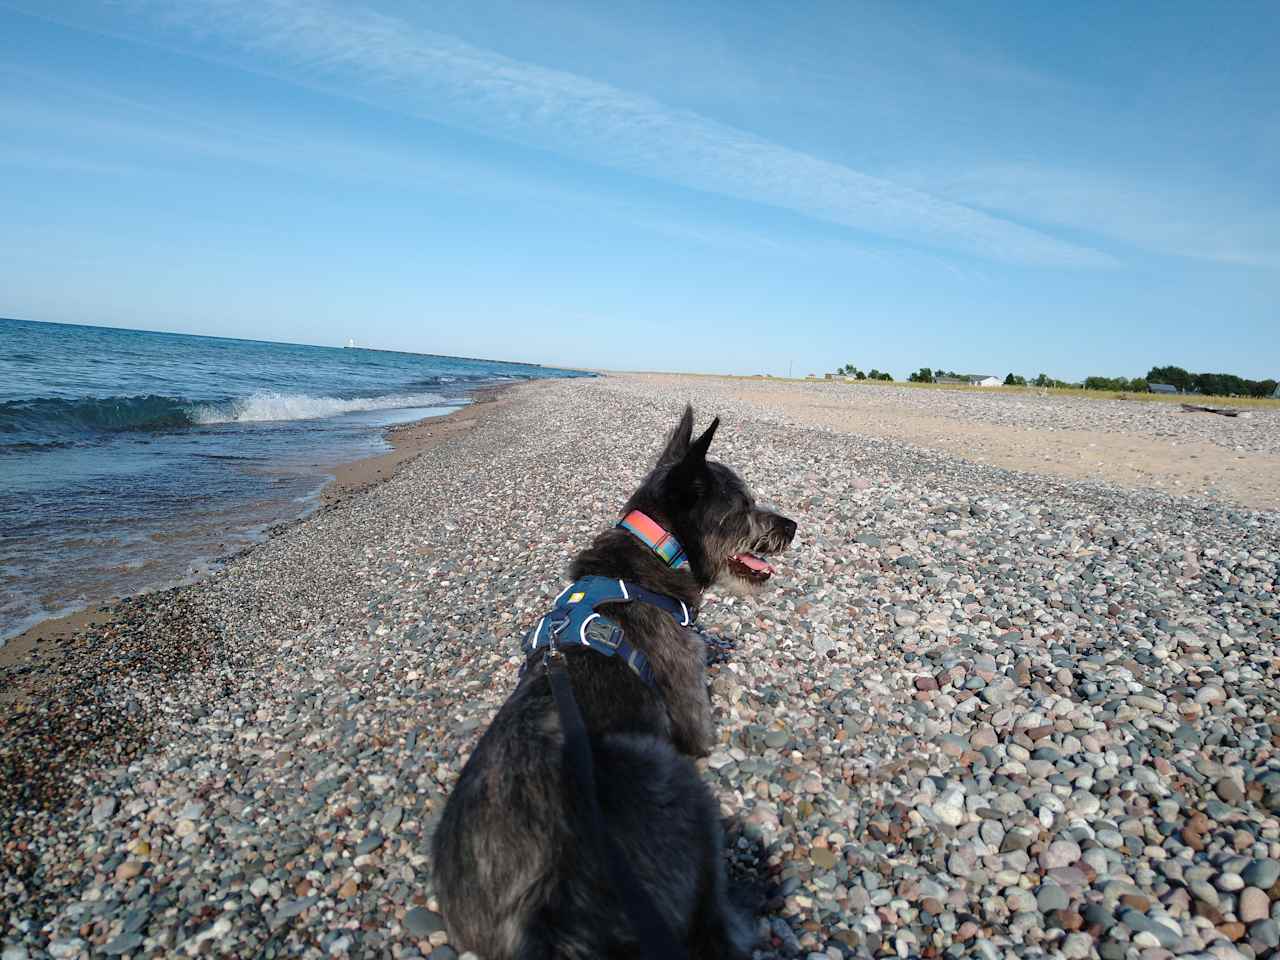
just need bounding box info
[1129,378,1149,393]
[1250,379,1278,398]
[855,370,866,380]
[1147,365,1192,392]
[1193,372,1250,397]
[1033,373,1051,387]
[1004,373,1027,386]
[867,369,892,381]
[909,367,935,383]
[1085,376,1132,391]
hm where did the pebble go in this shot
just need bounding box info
[404,907,445,937]
[1253,919,1280,949]
[1217,873,1245,892]
[1239,887,1269,923]
[1061,932,1093,959]
[893,608,919,627]
[90,796,116,825]
[932,788,966,827]
[1242,859,1280,889]
[101,933,143,956]
[1041,840,1081,870]
[1036,884,1069,913]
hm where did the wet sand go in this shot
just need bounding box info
[0,384,517,699]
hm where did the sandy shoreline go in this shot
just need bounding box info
[0,386,515,692]
[320,385,515,508]
[2,373,1278,959]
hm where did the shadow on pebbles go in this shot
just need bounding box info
[2,375,1280,960]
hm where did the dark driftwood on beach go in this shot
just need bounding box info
[1180,402,1239,417]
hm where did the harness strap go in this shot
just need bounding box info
[544,650,687,960]
[522,577,692,689]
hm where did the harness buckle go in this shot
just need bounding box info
[583,616,622,651]
[546,610,572,641]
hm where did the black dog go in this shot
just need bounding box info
[432,406,796,958]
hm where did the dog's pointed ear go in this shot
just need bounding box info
[687,417,719,464]
[656,404,695,466]
[666,415,719,500]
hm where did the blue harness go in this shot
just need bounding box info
[522,576,693,689]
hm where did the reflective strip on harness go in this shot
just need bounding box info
[521,576,693,688]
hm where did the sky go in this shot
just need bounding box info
[1,1,1277,379]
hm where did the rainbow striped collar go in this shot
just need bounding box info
[618,510,688,569]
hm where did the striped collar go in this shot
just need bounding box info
[618,510,688,569]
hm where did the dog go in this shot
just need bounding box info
[432,405,796,959]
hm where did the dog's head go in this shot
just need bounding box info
[624,405,796,593]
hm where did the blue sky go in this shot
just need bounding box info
[1,1,1276,379]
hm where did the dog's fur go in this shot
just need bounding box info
[432,406,796,959]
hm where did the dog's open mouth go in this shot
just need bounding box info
[728,552,775,582]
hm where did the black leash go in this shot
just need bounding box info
[543,646,687,960]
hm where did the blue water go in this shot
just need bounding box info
[0,318,588,641]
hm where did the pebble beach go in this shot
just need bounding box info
[3,374,1280,960]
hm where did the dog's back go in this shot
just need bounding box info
[432,672,744,958]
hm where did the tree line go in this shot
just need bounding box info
[835,363,893,381]
[830,363,1276,397]
[824,366,1274,399]
[1073,366,1275,397]
[1139,365,1277,398]
[906,368,980,383]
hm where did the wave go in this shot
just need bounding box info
[0,395,200,437]
[192,392,448,424]
[0,391,450,444]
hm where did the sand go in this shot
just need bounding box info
[621,375,1280,512]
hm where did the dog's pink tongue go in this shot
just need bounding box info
[732,553,774,575]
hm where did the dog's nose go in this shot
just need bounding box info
[780,517,797,542]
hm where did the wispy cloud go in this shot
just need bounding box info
[23,0,1113,267]
[919,164,1280,269]
[2,67,870,262]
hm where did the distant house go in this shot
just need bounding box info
[1273,383,1280,398]
[935,374,1000,387]
[1149,382,1179,395]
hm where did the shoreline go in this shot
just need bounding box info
[0,383,521,696]
[320,384,514,507]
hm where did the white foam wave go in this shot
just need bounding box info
[192,391,448,424]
